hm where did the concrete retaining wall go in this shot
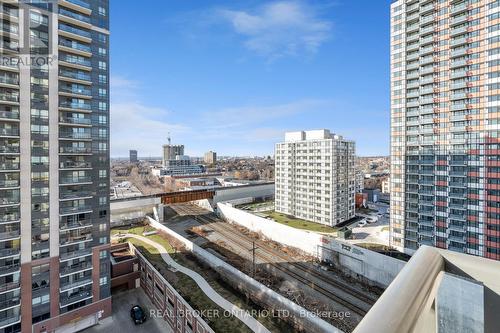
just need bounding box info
[216,203,405,288]
[146,217,341,333]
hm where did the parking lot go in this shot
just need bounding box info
[84,288,172,333]
[346,202,391,246]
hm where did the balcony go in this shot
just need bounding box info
[0,247,19,259]
[0,192,19,206]
[0,314,21,330]
[0,179,19,188]
[59,233,93,246]
[59,101,92,111]
[59,54,91,68]
[59,23,91,39]
[451,3,469,15]
[59,132,92,140]
[59,176,91,185]
[60,205,93,216]
[59,247,92,261]
[60,260,92,276]
[59,85,92,97]
[0,93,19,103]
[0,162,19,171]
[0,110,19,120]
[59,146,92,155]
[60,219,92,231]
[65,0,91,10]
[0,211,19,224]
[59,160,92,169]
[60,190,92,200]
[59,69,91,82]
[60,277,92,292]
[0,230,20,241]
[0,75,18,86]
[59,7,91,24]
[0,281,19,293]
[0,262,20,275]
[60,290,92,307]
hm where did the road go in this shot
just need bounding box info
[83,288,172,333]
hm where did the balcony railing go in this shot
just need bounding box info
[60,290,92,307]
[59,161,92,169]
[59,247,92,261]
[60,277,92,291]
[0,230,20,240]
[0,110,19,120]
[0,281,19,293]
[60,220,92,231]
[59,233,92,245]
[0,162,19,170]
[59,69,91,82]
[60,260,92,276]
[59,23,91,39]
[66,0,91,9]
[60,177,91,185]
[0,195,19,206]
[0,247,20,258]
[0,212,19,223]
[0,314,20,329]
[60,85,92,96]
[60,191,92,200]
[60,55,91,67]
[0,180,19,188]
[59,7,91,23]
[0,75,18,86]
[59,132,91,140]
[59,117,91,125]
[60,205,92,215]
[0,93,19,103]
[59,101,92,110]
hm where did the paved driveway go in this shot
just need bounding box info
[83,288,172,333]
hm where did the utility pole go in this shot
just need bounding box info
[249,241,258,278]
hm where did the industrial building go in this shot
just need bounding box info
[204,150,217,165]
[129,150,137,163]
[275,130,356,226]
[390,0,500,260]
[0,1,111,332]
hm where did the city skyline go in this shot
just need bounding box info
[110,0,391,158]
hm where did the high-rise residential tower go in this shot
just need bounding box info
[129,149,137,163]
[0,1,111,332]
[204,150,216,165]
[275,130,356,227]
[390,0,500,260]
[162,144,184,166]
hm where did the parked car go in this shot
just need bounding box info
[358,220,367,227]
[367,217,377,224]
[130,305,147,325]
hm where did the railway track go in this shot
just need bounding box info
[189,212,373,316]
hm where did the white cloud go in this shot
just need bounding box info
[110,102,190,157]
[218,1,332,59]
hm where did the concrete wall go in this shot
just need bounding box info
[147,217,341,333]
[216,203,405,288]
[110,197,161,226]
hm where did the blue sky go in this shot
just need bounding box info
[110,1,391,158]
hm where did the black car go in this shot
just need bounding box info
[130,305,147,325]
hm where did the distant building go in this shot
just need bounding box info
[161,155,205,176]
[275,130,356,227]
[382,177,391,194]
[204,151,217,164]
[355,169,364,193]
[162,144,184,166]
[130,149,138,163]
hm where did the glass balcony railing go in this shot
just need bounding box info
[0,93,19,103]
[60,290,92,307]
[59,247,92,261]
[59,233,92,245]
[59,132,91,140]
[0,128,19,136]
[60,190,92,200]
[59,7,91,23]
[59,101,92,110]
[59,161,92,169]
[59,23,91,38]
[60,55,91,67]
[60,85,92,96]
[59,69,91,81]
[0,230,20,240]
[0,262,20,274]
[0,162,19,170]
[59,38,91,53]
[60,177,91,184]
[60,260,92,276]
[0,179,19,188]
[0,24,18,35]
[0,281,20,293]
[60,277,92,291]
[0,247,20,258]
[0,110,19,119]
[60,205,92,215]
[60,117,91,125]
[59,146,92,154]
[66,0,91,9]
[0,76,18,86]
[60,219,92,231]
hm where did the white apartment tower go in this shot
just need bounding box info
[275,130,356,227]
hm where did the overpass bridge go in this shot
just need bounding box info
[110,183,274,226]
